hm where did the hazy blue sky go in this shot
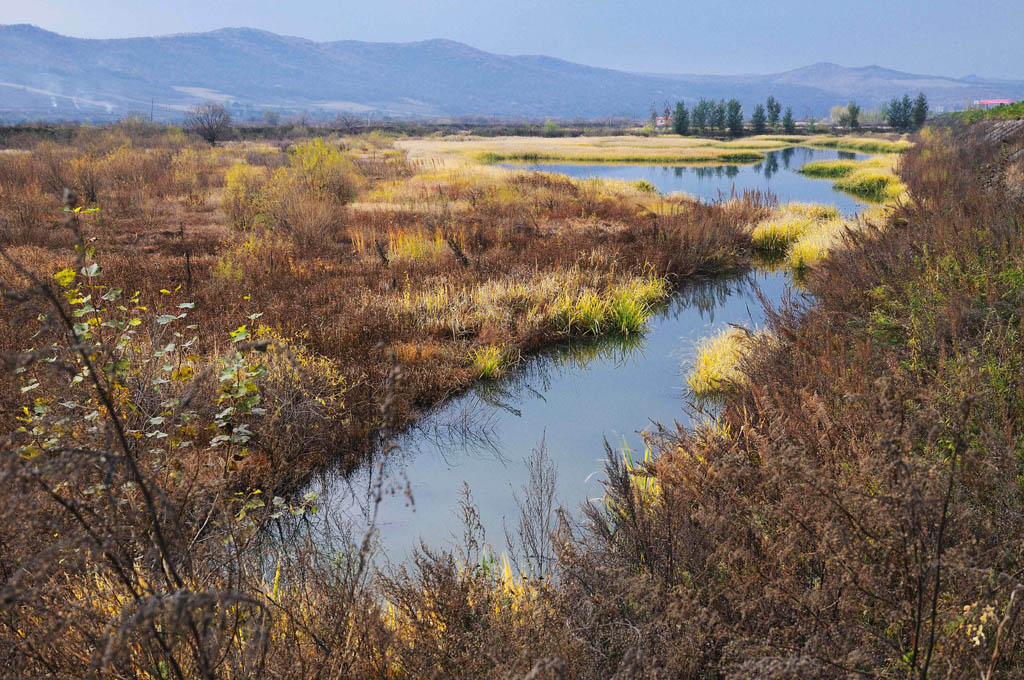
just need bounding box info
[9,0,1024,78]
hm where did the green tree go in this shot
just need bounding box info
[912,92,929,129]
[751,104,767,134]
[782,106,796,134]
[766,95,781,128]
[726,99,744,137]
[692,98,708,134]
[887,94,914,130]
[713,99,727,131]
[838,102,860,130]
[673,101,689,135]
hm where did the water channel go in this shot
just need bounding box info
[305,147,872,564]
[503,146,872,215]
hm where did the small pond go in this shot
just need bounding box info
[308,270,793,562]
[502,146,872,214]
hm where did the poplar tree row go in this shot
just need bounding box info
[670,95,796,137]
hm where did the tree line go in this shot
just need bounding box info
[885,93,929,131]
[666,96,794,137]
[830,93,928,131]
[661,91,929,137]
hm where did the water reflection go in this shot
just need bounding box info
[307,270,792,562]
[503,146,874,215]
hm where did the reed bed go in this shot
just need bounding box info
[400,135,788,165]
[800,154,907,203]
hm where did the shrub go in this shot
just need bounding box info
[254,167,340,246]
[289,137,365,203]
[242,327,349,485]
[0,183,54,245]
[171,147,217,208]
[97,146,175,215]
[222,162,268,229]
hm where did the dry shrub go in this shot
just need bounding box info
[255,168,343,247]
[0,150,39,190]
[96,147,176,215]
[0,184,56,245]
[211,230,300,291]
[238,327,351,487]
[30,142,74,194]
[222,162,268,228]
[171,147,218,208]
[245,148,290,168]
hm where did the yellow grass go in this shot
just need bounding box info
[688,326,752,396]
[398,135,789,166]
[802,155,907,204]
[786,217,852,270]
[750,203,837,252]
[398,134,909,168]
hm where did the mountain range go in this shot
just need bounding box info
[1,24,1022,122]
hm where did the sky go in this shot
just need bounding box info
[6,0,1024,79]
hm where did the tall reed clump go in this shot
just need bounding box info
[750,202,839,252]
[470,344,508,378]
[552,275,668,336]
[687,325,754,396]
[387,227,449,261]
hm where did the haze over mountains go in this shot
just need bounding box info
[1,24,1022,122]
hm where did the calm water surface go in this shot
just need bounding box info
[309,271,793,561]
[503,146,872,214]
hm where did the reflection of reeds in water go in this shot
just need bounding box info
[665,269,771,322]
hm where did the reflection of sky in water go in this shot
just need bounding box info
[308,270,794,562]
[503,147,871,215]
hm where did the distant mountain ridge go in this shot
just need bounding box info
[1,24,1021,122]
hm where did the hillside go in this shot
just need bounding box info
[0,24,1022,121]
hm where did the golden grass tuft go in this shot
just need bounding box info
[687,326,753,396]
[786,217,852,271]
[750,203,841,252]
[470,344,508,379]
[801,155,907,204]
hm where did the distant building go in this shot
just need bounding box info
[655,115,670,127]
